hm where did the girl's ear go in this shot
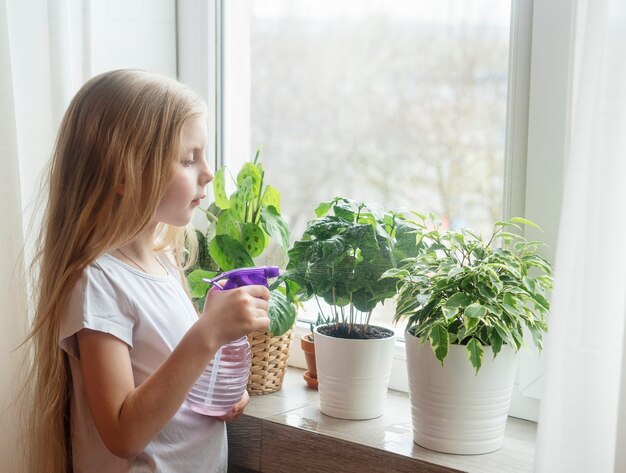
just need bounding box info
[115,183,125,195]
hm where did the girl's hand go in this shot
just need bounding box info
[216,390,250,422]
[197,285,270,350]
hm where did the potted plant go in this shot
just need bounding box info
[383,214,552,454]
[284,197,425,419]
[300,322,319,389]
[187,149,297,395]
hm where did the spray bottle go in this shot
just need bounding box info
[186,266,280,416]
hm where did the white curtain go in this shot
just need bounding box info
[0,0,87,470]
[534,0,626,471]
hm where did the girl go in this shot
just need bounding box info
[23,69,270,473]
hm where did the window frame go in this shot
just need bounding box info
[177,0,573,422]
[176,0,222,171]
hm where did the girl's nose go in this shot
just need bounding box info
[201,165,214,186]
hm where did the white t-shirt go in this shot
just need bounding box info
[59,253,227,473]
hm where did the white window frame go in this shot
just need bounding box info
[506,0,576,421]
[176,0,222,171]
[177,0,575,422]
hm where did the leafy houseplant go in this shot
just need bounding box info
[386,215,552,372]
[285,197,425,339]
[187,150,296,337]
[383,214,553,454]
[283,197,425,419]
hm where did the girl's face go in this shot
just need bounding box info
[155,115,213,226]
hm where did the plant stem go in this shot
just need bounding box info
[253,170,265,223]
[460,246,468,266]
[486,227,500,249]
[349,293,354,328]
[332,286,339,323]
[202,208,219,223]
[365,310,373,331]
[314,296,327,322]
[388,213,398,268]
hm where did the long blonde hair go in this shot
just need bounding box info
[23,70,205,473]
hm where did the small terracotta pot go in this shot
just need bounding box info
[300,333,318,389]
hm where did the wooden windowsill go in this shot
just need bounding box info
[227,367,536,473]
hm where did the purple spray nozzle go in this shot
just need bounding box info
[202,266,280,290]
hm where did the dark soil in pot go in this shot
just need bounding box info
[317,323,394,340]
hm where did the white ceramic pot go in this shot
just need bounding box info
[405,331,518,454]
[314,324,395,420]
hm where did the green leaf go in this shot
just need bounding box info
[394,221,425,260]
[442,305,459,320]
[213,168,230,209]
[466,338,484,374]
[236,162,263,196]
[522,276,536,293]
[303,216,351,240]
[452,233,465,245]
[511,325,525,350]
[428,324,450,365]
[490,329,503,356]
[215,209,239,239]
[268,288,296,336]
[477,282,496,300]
[445,292,471,308]
[494,321,515,346]
[347,224,379,251]
[495,220,516,227]
[427,242,447,252]
[195,229,213,271]
[230,177,253,221]
[529,291,550,310]
[464,302,487,319]
[241,223,267,257]
[462,315,480,336]
[333,200,357,222]
[261,206,290,255]
[186,269,218,298]
[320,235,345,258]
[261,185,281,213]
[314,200,333,217]
[408,210,427,221]
[209,235,254,271]
[509,217,541,230]
[497,231,523,241]
[502,302,520,319]
[380,268,410,280]
[351,288,377,313]
[528,323,544,351]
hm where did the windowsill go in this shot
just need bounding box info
[228,367,536,473]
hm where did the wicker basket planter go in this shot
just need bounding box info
[246,325,294,395]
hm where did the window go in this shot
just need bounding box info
[179,0,562,422]
[223,0,513,333]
